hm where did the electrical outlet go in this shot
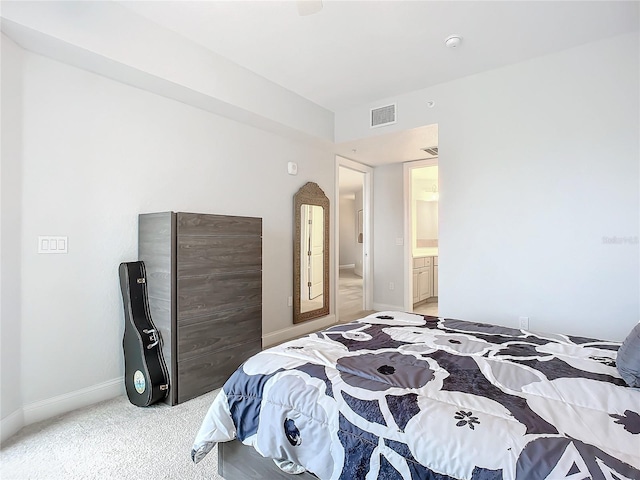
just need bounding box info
[519,316,529,330]
[287,296,293,307]
[389,282,395,290]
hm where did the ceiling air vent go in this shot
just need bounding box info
[370,103,397,128]
[421,146,439,157]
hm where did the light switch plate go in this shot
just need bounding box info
[38,236,68,254]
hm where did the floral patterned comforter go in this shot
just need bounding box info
[191,312,640,479]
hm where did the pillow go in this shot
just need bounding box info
[617,322,640,387]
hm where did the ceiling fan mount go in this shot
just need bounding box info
[297,0,323,16]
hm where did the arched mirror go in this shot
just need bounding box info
[294,182,330,323]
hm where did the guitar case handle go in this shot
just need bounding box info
[142,329,160,349]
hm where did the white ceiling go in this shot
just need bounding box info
[121,1,638,112]
[119,1,638,170]
[337,123,438,166]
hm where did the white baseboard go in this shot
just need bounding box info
[263,314,336,348]
[22,378,124,427]
[339,264,355,270]
[372,303,405,313]
[1,408,25,444]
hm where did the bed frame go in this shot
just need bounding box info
[218,440,318,479]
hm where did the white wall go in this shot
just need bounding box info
[1,34,25,439]
[339,196,356,266]
[372,164,405,311]
[338,32,639,341]
[3,45,335,435]
[1,1,334,143]
[416,201,438,241]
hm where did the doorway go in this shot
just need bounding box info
[336,157,373,322]
[404,159,439,315]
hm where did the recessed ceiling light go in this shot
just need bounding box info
[445,35,463,48]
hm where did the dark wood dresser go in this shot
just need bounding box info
[139,212,262,405]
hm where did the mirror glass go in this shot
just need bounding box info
[411,165,439,254]
[300,205,324,313]
[294,182,329,323]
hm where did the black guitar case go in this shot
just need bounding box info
[118,261,169,407]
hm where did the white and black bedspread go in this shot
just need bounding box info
[192,311,640,479]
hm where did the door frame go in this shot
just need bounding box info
[403,158,438,311]
[335,156,373,319]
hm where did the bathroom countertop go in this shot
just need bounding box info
[413,248,438,258]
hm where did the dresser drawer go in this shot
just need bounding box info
[178,304,262,361]
[177,213,262,237]
[177,339,262,403]
[178,235,262,276]
[178,271,262,320]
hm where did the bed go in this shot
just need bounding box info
[191,311,640,479]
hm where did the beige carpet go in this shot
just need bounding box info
[1,389,221,479]
[1,289,438,480]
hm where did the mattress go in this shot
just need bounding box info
[192,311,640,479]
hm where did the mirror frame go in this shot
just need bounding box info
[293,182,330,323]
